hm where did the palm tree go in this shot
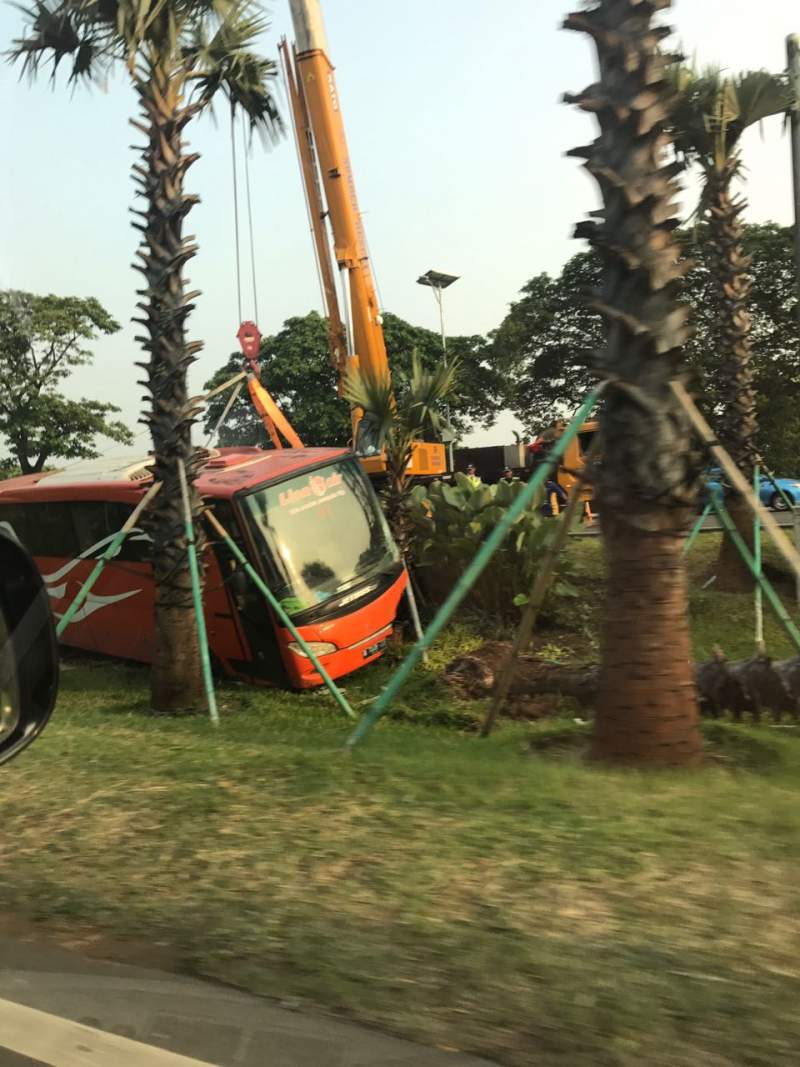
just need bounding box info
[343,351,458,562]
[11,0,281,712]
[564,0,702,766]
[669,66,790,589]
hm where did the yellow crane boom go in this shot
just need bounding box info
[281,0,446,478]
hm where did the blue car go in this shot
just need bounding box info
[703,468,800,511]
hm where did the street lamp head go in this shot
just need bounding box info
[417,269,460,291]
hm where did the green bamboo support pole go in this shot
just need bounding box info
[404,580,429,665]
[683,499,713,555]
[205,508,356,720]
[754,465,764,651]
[177,461,219,727]
[761,463,797,512]
[759,466,800,610]
[672,380,800,582]
[346,387,603,748]
[480,439,599,739]
[56,481,162,638]
[711,496,800,655]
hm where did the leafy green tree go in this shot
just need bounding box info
[203,312,349,448]
[202,310,501,447]
[683,225,800,477]
[0,291,130,474]
[493,224,800,474]
[381,314,501,436]
[12,0,281,713]
[0,458,22,481]
[490,254,601,432]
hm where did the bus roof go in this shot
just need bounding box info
[0,447,352,503]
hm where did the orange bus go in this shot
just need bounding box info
[0,446,406,688]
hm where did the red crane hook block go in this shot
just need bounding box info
[237,321,262,375]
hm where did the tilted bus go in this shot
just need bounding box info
[0,446,406,688]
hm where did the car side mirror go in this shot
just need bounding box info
[0,528,58,765]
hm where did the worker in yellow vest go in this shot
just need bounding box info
[465,463,481,488]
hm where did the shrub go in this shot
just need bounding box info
[406,473,578,621]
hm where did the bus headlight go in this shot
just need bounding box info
[288,641,337,659]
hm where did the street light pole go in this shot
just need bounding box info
[432,284,454,472]
[787,36,800,607]
[787,35,800,321]
[416,269,460,472]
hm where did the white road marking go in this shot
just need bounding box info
[0,996,215,1067]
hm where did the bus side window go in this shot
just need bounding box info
[205,501,244,575]
[71,502,111,557]
[0,505,30,551]
[70,501,153,564]
[105,502,152,563]
[20,503,78,559]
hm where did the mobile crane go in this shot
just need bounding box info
[277,0,447,479]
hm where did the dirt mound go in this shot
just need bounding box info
[443,641,598,719]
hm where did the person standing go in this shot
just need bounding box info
[465,463,481,487]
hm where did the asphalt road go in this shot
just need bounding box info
[0,935,496,1067]
[572,510,799,537]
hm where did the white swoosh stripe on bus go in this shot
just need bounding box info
[40,529,152,585]
[55,589,142,627]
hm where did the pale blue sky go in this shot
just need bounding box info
[1,0,798,450]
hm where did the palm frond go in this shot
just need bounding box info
[186,2,282,138]
[732,69,792,128]
[405,349,459,437]
[342,363,395,448]
[344,348,459,451]
[7,0,117,84]
[668,62,789,171]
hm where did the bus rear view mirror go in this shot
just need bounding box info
[0,527,58,765]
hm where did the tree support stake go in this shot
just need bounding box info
[683,500,712,555]
[346,387,604,748]
[671,379,800,582]
[177,461,219,726]
[480,437,600,738]
[204,509,356,720]
[55,481,163,639]
[711,496,800,656]
[754,465,764,650]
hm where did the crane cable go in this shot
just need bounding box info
[242,112,260,325]
[205,379,245,450]
[221,109,261,446]
[230,105,243,326]
[230,107,261,328]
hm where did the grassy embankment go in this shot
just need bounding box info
[2,535,799,1066]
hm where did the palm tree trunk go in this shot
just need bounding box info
[706,162,759,591]
[592,516,700,763]
[565,0,703,766]
[131,50,205,713]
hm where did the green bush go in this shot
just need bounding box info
[406,473,579,621]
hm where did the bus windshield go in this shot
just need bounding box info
[241,459,400,616]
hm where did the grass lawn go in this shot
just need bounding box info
[2,533,800,1066]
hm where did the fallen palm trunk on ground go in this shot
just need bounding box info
[443,642,800,722]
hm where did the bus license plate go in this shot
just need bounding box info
[362,638,387,659]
